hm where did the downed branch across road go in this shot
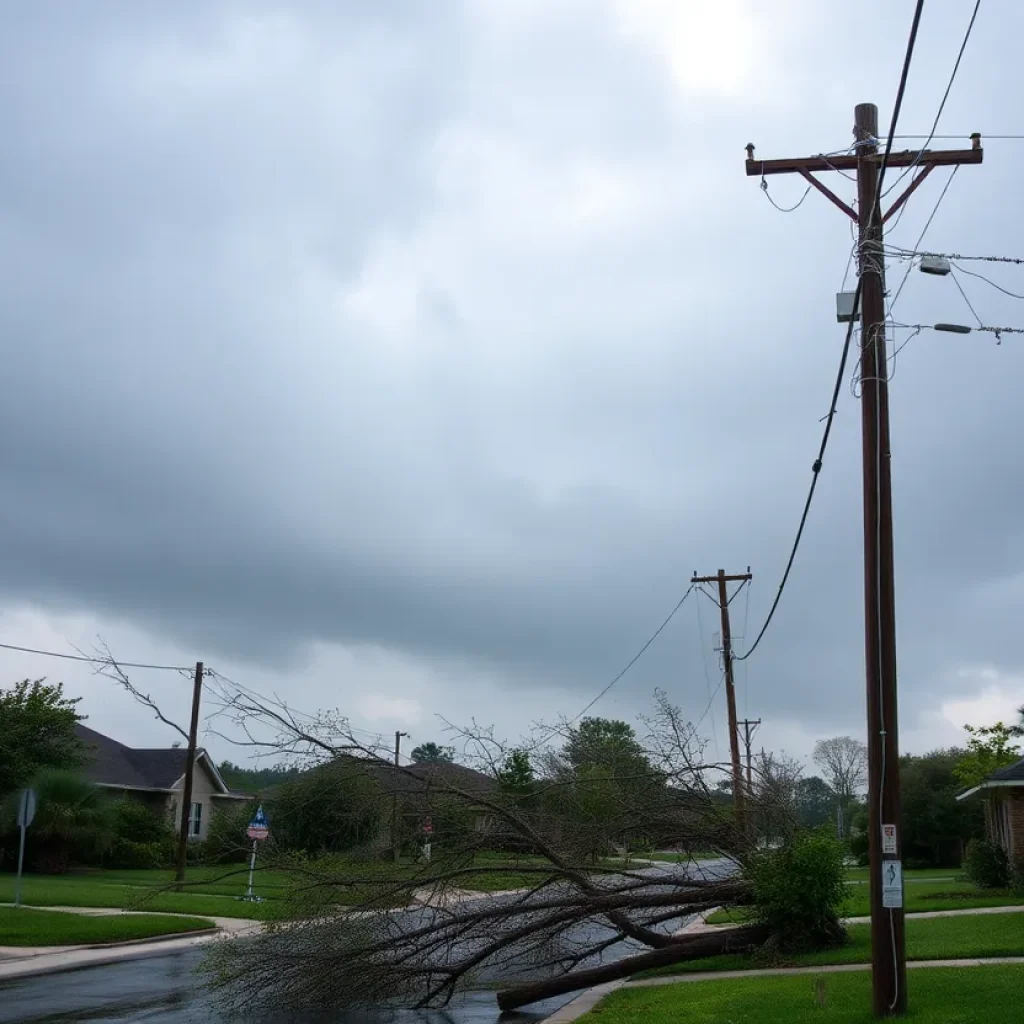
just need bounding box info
[197,686,849,1014]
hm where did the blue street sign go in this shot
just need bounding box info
[248,805,269,829]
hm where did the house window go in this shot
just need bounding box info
[188,802,203,837]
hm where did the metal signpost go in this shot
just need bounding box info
[14,788,37,908]
[240,805,270,902]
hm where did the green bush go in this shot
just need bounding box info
[205,801,257,863]
[111,799,174,844]
[107,837,167,869]
[963,838,1010,889]
[747,827,847,952]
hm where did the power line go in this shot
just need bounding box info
[521,585,696,753]
[889,166,960,316]
[951,262,1024,299]
[886,247,1024,266]
[890,134,1024,140]
[882,0,983,197]
[0,640,191,672]
[950,270,985,328]
[734,282,861,663]
[737,0,924,666]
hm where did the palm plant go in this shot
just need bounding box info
[27,770,116,872]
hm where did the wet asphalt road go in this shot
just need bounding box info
[0,859,734,1024]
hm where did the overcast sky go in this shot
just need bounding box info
[2,0,1022,773]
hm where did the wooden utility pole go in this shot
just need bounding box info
[174,661,204,884]
[745,111,982,1017]
[392,730,409,864]
[691,569,752,826]
[738,718,761,794]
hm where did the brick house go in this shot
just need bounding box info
[76,723,250,840]
[956,756,1024,858]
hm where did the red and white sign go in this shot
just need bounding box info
[423,817,434,835]
[882,824,897,854]
[247,825,270,840]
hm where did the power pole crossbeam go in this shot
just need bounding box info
[745,108,982,1018]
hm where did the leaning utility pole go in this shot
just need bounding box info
[745,110,982,1017]
[738,718,761,794]
[691,569,752,827]
[174,661,204,884]
[392,730,409,864]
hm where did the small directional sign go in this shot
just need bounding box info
[247,805,270,841]
[16,789,36,828]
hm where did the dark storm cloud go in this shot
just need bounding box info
[1,0,1023,745]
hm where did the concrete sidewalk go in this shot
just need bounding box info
[0,904,261,981]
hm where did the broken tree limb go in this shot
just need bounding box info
[495,923,770,1011]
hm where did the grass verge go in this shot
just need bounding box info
[641,910,1024,978]
[707,882,1024,924]
[581,965,1024,1022]
[0,906,214,947]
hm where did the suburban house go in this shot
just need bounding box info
[957,755,1024,857]
[75,723,251,840]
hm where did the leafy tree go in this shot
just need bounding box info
[953,723,1021,790]
[0,679,84,798]
[564,718,650,775]
[270,759,384,856]
[812,736,867,837]
[793,776,835,829]
[217,760,300,792]
[900,748,982,867]
[497,749,535,797]
[410,742,455,764]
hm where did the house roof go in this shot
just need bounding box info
[955,756,1024,800]
[75,723,243,796]
[367,760,497,798]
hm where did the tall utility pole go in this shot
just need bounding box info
[392,730,409,864]
[691,569,752,827]
[745,111,982,1017]
[738,718,761,794]
[174,661,204,884]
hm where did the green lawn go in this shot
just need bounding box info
[642,910,1024,978]
[0,857,552,919]
[0,906,214,947]
[845,866,959,883]
[707,882,1024,925]
[580,966,1024,1023]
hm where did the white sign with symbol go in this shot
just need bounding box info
[882,860,903,909]
[882,823,897,854]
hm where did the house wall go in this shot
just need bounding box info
[169,761,221,841]
[1010,791,1024,859]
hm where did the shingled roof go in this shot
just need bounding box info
[956,755,1024,800]
[75,723,236,794]
[988,757,1024,783]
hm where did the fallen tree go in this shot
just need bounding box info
[165,682,847,1013]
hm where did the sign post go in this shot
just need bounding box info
[14,788,37,908]
[240,805,270,903]
[422,816,433,862]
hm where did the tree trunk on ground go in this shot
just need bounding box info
[495,924,770,1011]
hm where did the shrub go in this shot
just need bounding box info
[963,838,1010,889]
[747,827,847,952]
[107,838,167,869]
[111,798,175,845]
[205,801,257,863]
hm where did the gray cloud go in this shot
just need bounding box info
[1,0,1023,757]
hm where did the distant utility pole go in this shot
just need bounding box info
[738,718,761,795]
[392,730,409,864]
[174,661,204,884]
[691,569,752,828]
[745,108,982,1017]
